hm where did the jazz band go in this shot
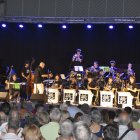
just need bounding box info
[3,49,139,107]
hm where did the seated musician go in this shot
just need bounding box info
[69,77,78,90]
[5,74,20,102]
[97,69,106,90]
[52,74,63,89]
[87,75,99,105]
[126,76,137,96]
[104,77,115,91]
[104,77,117,106]
[114,72,122,91]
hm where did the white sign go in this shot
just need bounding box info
[47,88,59,103]
[100,91,114,107]
[63,89,76,104]
[118,92,133,108]
[78,90,93,105]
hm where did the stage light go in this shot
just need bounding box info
[1,24,6,28]
[128,25,133,29]
[109,25,114,29]
[19,24,24,28]
[38,24,43,28]
[87,25,92,29]
[62,25,67,29]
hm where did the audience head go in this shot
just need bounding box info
[0,111,8,125]
[103,123,119,140]
[60,103,68,111]
[0,102,11,116]
[36,111,50,126]
[59,120,73,138]
[23,124,44,140]
[74,112,83,122]
[60,110,70,123]
[108,110,116,123]
[124,106,132,115]
[80,114,91,127]
[131,111,140,122]
[80,104,90,114]
[8,117,20,133]
[49,108,61,122]
[35,103,44,114]
[118,112,131,126]
[73,121,92,140]
[91,110,102,124]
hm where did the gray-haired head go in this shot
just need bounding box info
[60,119,73,138]
[73,121,92,140]
[50,108,61,122]
[60,103,68,111]
[80,114,91,127]
[91,110,102,124]
[36,111,50,125]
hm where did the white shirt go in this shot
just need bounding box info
[118,125,138,140]
[1,133,22,140]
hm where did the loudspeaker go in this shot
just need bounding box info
[30,94,47,103]
[0,92,8,100]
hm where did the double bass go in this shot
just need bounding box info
[26,58,35,96]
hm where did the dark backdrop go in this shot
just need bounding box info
[0,24,140,81]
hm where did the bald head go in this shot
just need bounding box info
[39,62,45,69]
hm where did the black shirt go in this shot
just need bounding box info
[34,66,44,83]
[21,67,30,81]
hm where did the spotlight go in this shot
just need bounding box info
[109,25,114,29]
[62,25,67,29]
[38,24,43,28]
[19,24,24,28]
[128,25,133,29]
[1,24,6,28]
[87,25,92,29]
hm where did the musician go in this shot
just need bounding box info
[108,60,118,78]
[52,74,63,89]
[21,61,30,81]
[89,61,100,79]
[127,63,135,78]
[114,72,122,91]
[126,76,138,106]
[97,69,106,90]
[72,49,83,66]
[21,61,30,100]
[69,77,78,90]
[104,77,115,91]
[34,62,47,94]
[104,77,117,106]
[5,74,20,102]
[126,76,137,94]
[87,75,99,105]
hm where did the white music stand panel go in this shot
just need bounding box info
[118,92,133,108]
[100,91,114,107]
[47,88,59,104]
[63,89,76,104]
[78,90,93,105]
